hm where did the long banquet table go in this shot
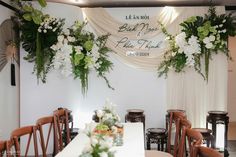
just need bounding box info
[56,123,172,157]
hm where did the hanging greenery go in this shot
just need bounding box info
[158,6,236,80]
[51,21,113,94]
[11,0,113,94]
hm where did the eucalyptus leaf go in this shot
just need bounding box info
[32,15,42,25]
[23,5,33,12]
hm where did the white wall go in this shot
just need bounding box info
[20,3,167,131]
[228,36,236,122]
[0,5,20,140]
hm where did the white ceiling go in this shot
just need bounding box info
[47,0,236,7]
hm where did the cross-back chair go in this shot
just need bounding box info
[53,108,70,151]
[179,127,203,157]
[36,116,59,157]
[167,111,187,156]
[10,125,39,157]
[193,146,222,157]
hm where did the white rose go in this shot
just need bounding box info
[203,37,210,44]
[209,35,215,42]
[64,29,70,36]
[99,152,108,157]
[205,42,213,49]
[57,35,64,42]
[96,110,104,118]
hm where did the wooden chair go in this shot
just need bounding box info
[179,127,203,157]
[193,146,222,157]
[10,125,39,157]
[167,111,186,156]
[53,108,70,151]
[0,141,7,157]
[36,116,59,157]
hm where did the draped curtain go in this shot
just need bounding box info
[83,6,227,127]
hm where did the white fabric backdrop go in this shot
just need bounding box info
[83,6,227,127]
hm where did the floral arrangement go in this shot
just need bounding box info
[51,21,113,94]
[14,1,64,82]
[158,6,236,80]
[12,0,114,94]
[80,123,115,157]
[95,99,121,129]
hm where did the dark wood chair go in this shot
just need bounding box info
[179,127,203,157]
[10,125,39,157]
[36,116,59,157]
[167,111,187,156]
[53,108,70,151]
[193,146,222,157]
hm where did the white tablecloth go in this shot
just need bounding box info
[56,123,145,157]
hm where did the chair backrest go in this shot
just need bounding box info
[173,118,191,157]
[36,116,59,157]
[53,108,70,151]
[0,141,7,157]
[167,111,186,155]
[179,127,203,157]
[10,125,39,157]
[193,146,222,157]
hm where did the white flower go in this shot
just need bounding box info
[111,126,118,134]
[99,152,108,157]
[203,37,210,44]
[53,28,57,32]
[100,136,113,148]
[43,29,47,33]
[67,36,76,42]
[96,110,104,118]
[64,29,70,36]
[209,35,215,42]
[82,144,92,153]
[57,35,64,42]
[50,45,58,51]
[223,19,226,23]
[206,42,213,49]
[90,137,98,146]
[38,28,42,33]
[219,24,223,28]
[222,29,226,33]
[175,32,187,49]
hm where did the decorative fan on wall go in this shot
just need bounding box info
[0,18,19,86]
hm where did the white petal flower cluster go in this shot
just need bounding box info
[80,132,115,157]
[38,17,61,33]
[52,44,73,77]
[203,35,215,49]
[175,32,201,66]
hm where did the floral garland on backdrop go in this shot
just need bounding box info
[51,21,113,94]
[12,0,113,94]
[158,6,236,80]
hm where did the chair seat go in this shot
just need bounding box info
[192,128,214,148]
[147,128,166,135]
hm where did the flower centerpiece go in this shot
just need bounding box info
[14,2,65,82]
[51,21,113,94]
[80,123,115,157]
[95,99,121,130]
[158,6,236,80]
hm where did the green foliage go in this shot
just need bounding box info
[158,6,236,80]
